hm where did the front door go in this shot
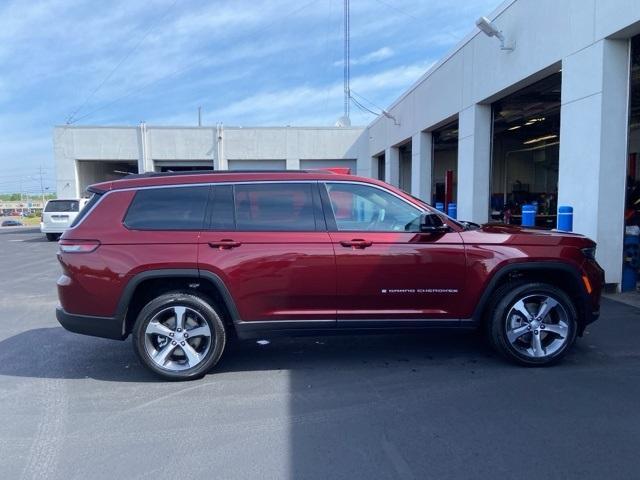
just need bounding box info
[198,182,336,325]
[321,181,466,323]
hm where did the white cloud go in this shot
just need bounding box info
[333,46,394,67]
[207,61,432,125]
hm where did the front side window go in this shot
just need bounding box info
[124,186,209,230]
[234,183,316,231]
[325,182,423,232]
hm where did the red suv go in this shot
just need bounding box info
[56,171,603,380]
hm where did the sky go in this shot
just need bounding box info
[0,0,499,194]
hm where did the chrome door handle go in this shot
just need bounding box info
[208,240,241,250]
[340,239,373,249]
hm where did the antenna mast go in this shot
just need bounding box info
[337,0,351,126]
[344,0,350,120]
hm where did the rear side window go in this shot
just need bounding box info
[207,185,235,230]
[45,200,79,212]
[124,186,209,230]
[69,193,102,228]
[234,183,316,231]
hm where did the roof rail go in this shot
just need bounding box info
[122,169,335,179]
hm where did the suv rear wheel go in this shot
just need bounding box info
[487,282,578,366]
[46,233,60,241]
[132,292,226,380]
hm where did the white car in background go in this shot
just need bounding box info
[41,198,88,241]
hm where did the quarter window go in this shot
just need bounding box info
[124,186,209,230]
[234,183,316,231]
[325,182,423,232]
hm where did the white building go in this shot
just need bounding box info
[54,0,640,288]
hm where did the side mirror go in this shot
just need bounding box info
[420,213,449,234]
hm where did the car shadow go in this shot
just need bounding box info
[217,330,500,377]
[0,316,625,384]
[0,327,157,383]
[22,236,52,243]
[0,227,40,235]
[0,326,500,383]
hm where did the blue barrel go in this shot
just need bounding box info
[447,203,457,219]
[435,202,444,212]
[521,204,536,227]
[622,265,637,292]
[557,205,573,232]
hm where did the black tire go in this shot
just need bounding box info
[132,292,226,381]
[46,233,59,241]
[486,282,578,366]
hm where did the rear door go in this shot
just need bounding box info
[321,181,466,324]
[198,182,336,325]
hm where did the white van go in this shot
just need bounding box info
[41,198,89,241]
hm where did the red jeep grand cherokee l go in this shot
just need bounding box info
[56,171,603,380]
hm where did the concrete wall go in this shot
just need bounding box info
[53,124,366,197]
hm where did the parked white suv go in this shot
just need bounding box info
[41,198,88,241]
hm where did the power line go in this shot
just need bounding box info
[350,95,380,117]
[350,89,385,112]
[65,0,180,124]
[67,0,321,125]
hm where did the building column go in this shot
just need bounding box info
[384,146,400,187]
[286,158,300,170]
[137,123,153,173]
[285,127,300,170]
[558,39,629,285]
[411,131,432,201]
[457,104,491,222]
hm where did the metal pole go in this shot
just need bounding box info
[39,166,45,208]
[343,0,350,121]
[198,106,202,127]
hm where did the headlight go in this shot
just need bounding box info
[581,247,596,260]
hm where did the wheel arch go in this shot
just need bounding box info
[116,269,241,337]
[473,261,590,334]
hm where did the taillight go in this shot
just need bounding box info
[58,240,100,253]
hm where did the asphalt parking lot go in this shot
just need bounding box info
[1,227,640,479]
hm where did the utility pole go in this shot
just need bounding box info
[198,106,202,127]
[39,166,45,208]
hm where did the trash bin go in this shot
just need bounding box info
[622,234,640,292]
[521,205,536,227]
[447,203,457,219]
[557,206,573,232]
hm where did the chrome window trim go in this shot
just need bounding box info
[69,179,433,230]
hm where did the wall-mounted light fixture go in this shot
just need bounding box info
[476,16,514,51]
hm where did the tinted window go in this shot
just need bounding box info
[45,200,79,212]
[69,193,102,228]
[207,185,235,230]
[325,182,422,232]
[124,186,208,230]
[234,183,316,231]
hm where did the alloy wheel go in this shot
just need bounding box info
[143,305,212,371]
[505,294,570,359]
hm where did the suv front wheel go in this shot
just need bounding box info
[487,282,578,366]
[132,292,226,380]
